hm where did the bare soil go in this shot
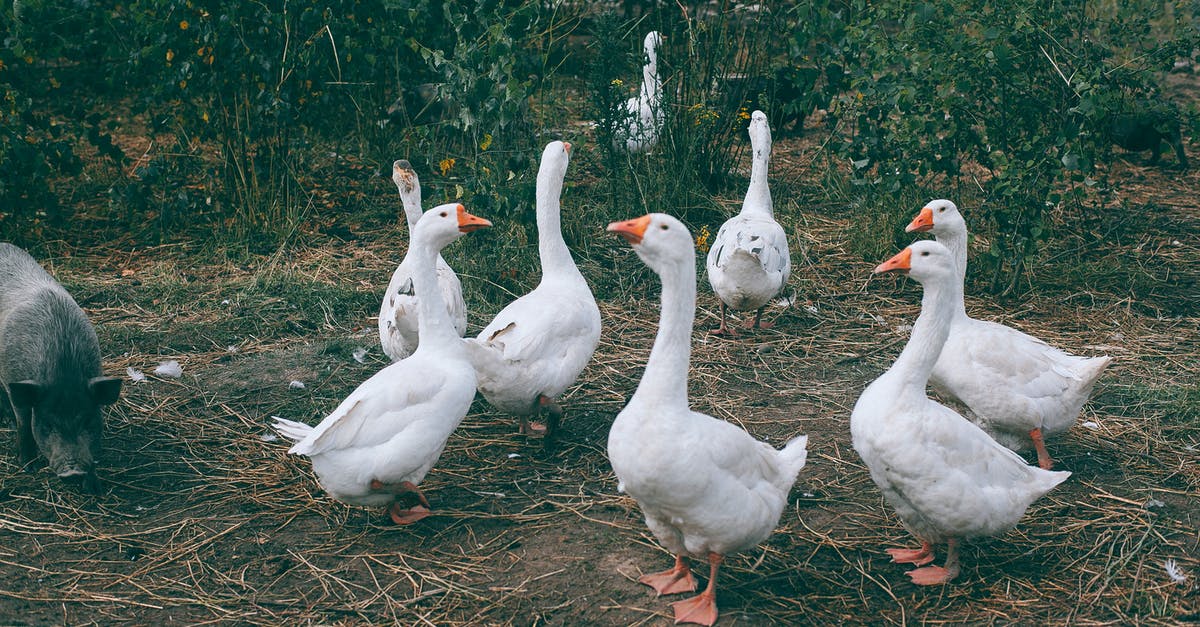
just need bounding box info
[1,84,1198,626]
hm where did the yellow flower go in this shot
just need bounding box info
[695,225,711,253]
[611,78,623,87]
[480,133,493,151]
[738,108,750,121]
[439,158,456,176]
[178,79,187,89]
[201,111,209,123]
[166,49,175,62]
[179,20,189,30]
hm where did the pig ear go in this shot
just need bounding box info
[8,381,41,408]
[88,376,122,406]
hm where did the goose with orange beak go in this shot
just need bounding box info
[851,239,1070,584]
[606,213,808,625]
[275,204,491,525]
[903,199,1111,470]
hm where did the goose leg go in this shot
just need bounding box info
[519,394,562,438]
[906,539,961,585]
[371,479,433,525]
[638,555,697,596]
[745,306,774,330]
[710,302,739,336]
[886,540,935,565]
[670,553,722,626]
[1029,428,1053,470]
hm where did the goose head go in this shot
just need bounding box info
[391,159,423,227]
[906,199,965,238]
[413,203,492,251]
[643,31,663,63]
[538,140,572,182]
[607,213,694,273]
[874,239,957,285]
[749,110,772,158]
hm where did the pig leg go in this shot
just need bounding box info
[12,406,38,468]
[1148,138,1162,164]
[1170,133,1188,170]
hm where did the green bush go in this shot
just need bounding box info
[827,0,1193,294]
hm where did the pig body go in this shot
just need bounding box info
[0,243,120,491]
[1107,100,1189,170]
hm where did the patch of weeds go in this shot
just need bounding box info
[1037,201,1199,315]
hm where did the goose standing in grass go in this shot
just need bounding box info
[852,240,1071,584]
[614,31,664,154]
[274,204,491,524]
[465,141,601,439]
[706,110,790,335]
[606,213,808,625]
[378,160,468,361]
[906,199,1111,469]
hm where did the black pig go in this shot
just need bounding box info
[1107,100,1189,170]
[0,243,121,492]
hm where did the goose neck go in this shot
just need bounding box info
[536,174,576,275]
[401,193,423,231]
[889,276,955,391]
[410,236,458,348]
[633,256,695,407]
[936,229,968,287]
[640,61,660,102]
[742,149,772,216]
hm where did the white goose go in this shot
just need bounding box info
[614,31,664,154]
[275,204,491,524]
[706,110,790,335]
[906,199,1111,469]
[378,159,468,361]
[852,240,1071,585]
[465,141,601,438]
[607,213,808,626]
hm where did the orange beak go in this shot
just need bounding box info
[874,247,913,274]
[906,207,934,233]
[456,204,492,233]
[607,214,652,245]
[563,142,572,155]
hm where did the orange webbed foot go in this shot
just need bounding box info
[519,418,549,436]
[670,589,718,626]
[388,503,431,525]
[638,558,697,596]
[886,543,934,565]
[906,565,955,585]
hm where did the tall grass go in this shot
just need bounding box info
[585,5,777,230]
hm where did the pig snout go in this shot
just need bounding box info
[50,457,101,493]
[38,428,100,490]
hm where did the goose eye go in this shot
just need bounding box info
[938,207,945,212]
[920,251,930,256]
[439,211,448,217]
[660,224,669,230]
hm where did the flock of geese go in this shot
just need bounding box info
[272,32,1110,626]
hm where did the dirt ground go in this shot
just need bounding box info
[1,82,1198,625]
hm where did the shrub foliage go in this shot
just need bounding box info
[0,0,1194,286]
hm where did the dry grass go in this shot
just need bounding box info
[2,103,1199,627]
